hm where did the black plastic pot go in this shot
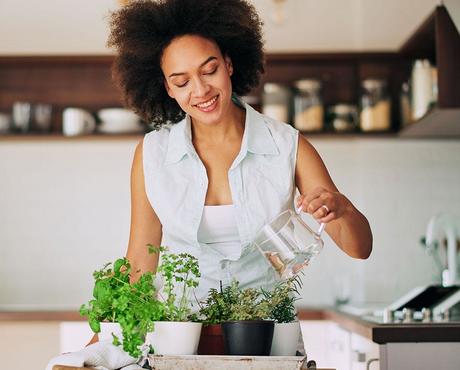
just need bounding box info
[221,320,274,356]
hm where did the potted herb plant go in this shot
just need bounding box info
[79,257,164,358]
[262,277,302,356]
[145,245,202,355]
[197,281,239,355]
[220,281,274,356]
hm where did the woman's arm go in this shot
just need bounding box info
[126,139,163,282]
[86,140,162,346]
[295,135,372,259]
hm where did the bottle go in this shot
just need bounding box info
[411,59,433,121]
[400,82,412,127]
[293,79,324,131]
[262,83,290,122]
[359,79,391,131]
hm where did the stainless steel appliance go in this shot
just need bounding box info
[384,285,460,322]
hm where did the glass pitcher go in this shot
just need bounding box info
[253,208,325,279]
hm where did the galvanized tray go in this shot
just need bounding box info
[148,355,313,370]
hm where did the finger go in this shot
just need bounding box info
[305,186,327,203]
[312,205,330,219]
[319,212,336,223]
[306,197,327,215]
[296,194,305,210]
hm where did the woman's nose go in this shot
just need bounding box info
[191,77,210,97]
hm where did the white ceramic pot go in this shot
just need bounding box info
[146,321,202,355]
[99,322,123,343]
[270,321,301,356]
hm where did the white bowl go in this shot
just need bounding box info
[98,108,140,126]
[97,121,144,134]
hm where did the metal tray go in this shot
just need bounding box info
[148,355,316,370]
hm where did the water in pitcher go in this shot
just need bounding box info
[254,210,324,279]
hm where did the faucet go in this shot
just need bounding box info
[425,213,459,286]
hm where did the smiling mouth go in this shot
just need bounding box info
[195,95,219,111]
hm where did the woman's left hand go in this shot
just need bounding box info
[296,186,352,224]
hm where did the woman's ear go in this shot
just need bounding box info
[224,55,233,76]
[163,79,175,99]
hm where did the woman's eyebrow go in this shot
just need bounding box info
[168,56,218,78]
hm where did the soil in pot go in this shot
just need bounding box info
[197,324,225,355]
[222,320,274,356]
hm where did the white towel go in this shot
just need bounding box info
[45,341,144,370]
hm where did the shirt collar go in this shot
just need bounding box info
[164,100,280,165]
[243,102,280,156]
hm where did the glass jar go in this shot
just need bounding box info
[293,79,324,131]
[360,79,391,131]
[262,82,290,122]
[328,104,358,132]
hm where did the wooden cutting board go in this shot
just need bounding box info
[52,366,95,370]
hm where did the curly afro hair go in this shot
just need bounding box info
[108,0,265,129]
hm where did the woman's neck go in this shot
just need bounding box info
[191,102,245,145]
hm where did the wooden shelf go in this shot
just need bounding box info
[0,132,143,141]
[0,5,458,140]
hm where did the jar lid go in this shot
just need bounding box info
[362,79,387,89]
[329,104,357,114]
[294,79,322,91]
[263,82,286,93]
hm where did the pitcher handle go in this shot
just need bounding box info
[295,205,326,236]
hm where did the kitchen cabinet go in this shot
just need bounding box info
[350,332,380,370]
[379,342,460,370]
[301,320,365,370]
[399,5,460,137]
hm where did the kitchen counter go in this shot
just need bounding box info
[2,307,460,345]
[298,307,460,344]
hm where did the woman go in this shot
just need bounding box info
[109,0,372,312]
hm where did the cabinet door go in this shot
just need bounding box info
[350,332,380,370]
[325,323,351,370]
[300,320,331,366]
[300,320,351,370]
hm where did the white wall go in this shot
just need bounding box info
[1,137,459,309]
[0,0,449,55]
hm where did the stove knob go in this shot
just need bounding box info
[383,308,394,323]
[421,307,432,323]
[402,308,414,323]
[442,309,450,322]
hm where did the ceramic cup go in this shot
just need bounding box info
[62,108,95,136]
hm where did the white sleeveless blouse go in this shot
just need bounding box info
[142,99,299,304]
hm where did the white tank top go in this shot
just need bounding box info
[197,205,241,260]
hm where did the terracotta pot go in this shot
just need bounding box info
[197,323,225,355]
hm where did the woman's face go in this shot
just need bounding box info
[161,34,234,126]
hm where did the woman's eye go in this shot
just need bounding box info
[204,67,218,75]
[176,81,189,88]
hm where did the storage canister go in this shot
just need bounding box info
[293,79,324,131]
[262,82,290,123]
[328,104,358,132]
[359,79,391,131]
